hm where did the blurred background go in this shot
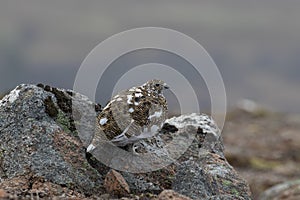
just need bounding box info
[1,0,300,113]
[1,1,300,199]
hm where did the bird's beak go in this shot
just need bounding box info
[163,83,169,89]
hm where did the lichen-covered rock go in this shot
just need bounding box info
[106,113,251,199]
[173,156,252,200]
[160,113,225,165]
[0,84,102,198]
[0,84,252,199]
[166,114,252,199]
[121,171,161,194]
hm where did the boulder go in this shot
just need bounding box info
[104,169,130,197]
[0,84,252,199]
[0,84,102,198]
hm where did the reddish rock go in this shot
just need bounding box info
[158,190,192,200]
[0,189,8,198]
[104,169,130,197]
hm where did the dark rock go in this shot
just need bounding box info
[0,84,102,198]
[160,123,178,134]
[44,85,51,92]
[43,96,58,118]
[95,103,102,113]
[36,83,44,89]
[121,172,162,194]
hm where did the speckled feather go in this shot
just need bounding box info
[87,80,168,151]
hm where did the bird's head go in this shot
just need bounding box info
[143,79,169,96]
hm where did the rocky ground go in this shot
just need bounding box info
[0,84,299,200]
[0,84,252,199]
[223,106,300,200]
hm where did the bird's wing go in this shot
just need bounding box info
[147,99,167,127]
[129,96,152,127]
[97,92,133,140]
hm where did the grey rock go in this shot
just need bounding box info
[112,113,251,199]
[0,84,102,196]
[121,172,161,193]
[165,113,225,160]
[0,84,252,200]
[167,114,252,200]
[173,157,252,200]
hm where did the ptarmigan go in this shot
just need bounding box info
[87,80,169,152]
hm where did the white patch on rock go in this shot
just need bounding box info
[134,102,139,106]
[116,98,122,101]
[166,113,199,128]
[165,113,220,137]
[128,108,134,113]
[127,95,133,104]
[135,88,142,92]
[99,118,108,125]
[0,86,21,107]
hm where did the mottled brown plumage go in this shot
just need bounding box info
[87,80,169,152]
